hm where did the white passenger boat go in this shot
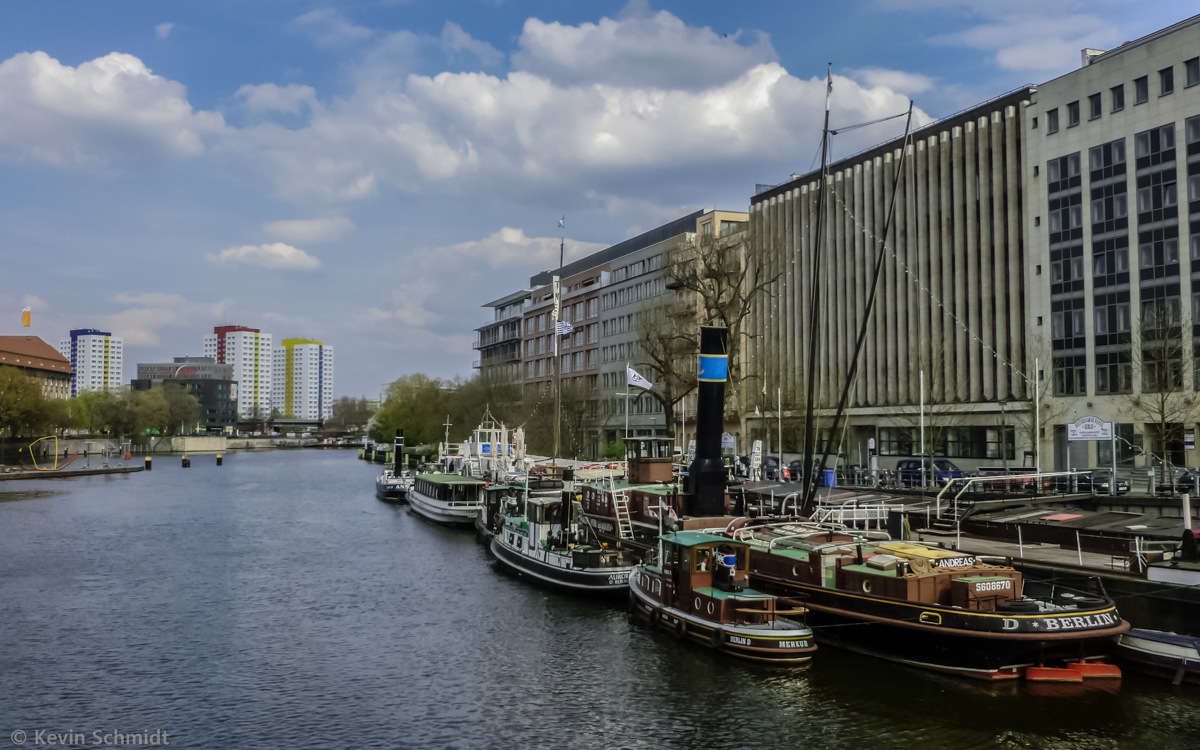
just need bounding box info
[408,473,487,526]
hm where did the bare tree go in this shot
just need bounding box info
[664,229,781,410]
[632,302,696,431]
[1129,297,1198,472]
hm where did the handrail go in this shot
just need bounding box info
[934,470,1090,547]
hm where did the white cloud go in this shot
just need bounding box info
[155,23,175,40]
[206,242,321,270]
[880,1,1125,72]
[236,83,317,115]
[103,293,230,347]
[848,67,937,95]
[512,11,776,90]
[0,51,225,167]
[291,9,374,48]
[262,217,354,243]
[440,22,504,68]
[373,228,606,337]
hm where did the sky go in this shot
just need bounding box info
[2,0,1195,399]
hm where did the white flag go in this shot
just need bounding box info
[627,366,652,391]
[558,216,565,229]
[556,320,574,335]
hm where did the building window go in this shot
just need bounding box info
[1052,356,1087,396]
[1047,108,1059,134]
[1187,116,1200,146]
[1135,76,1149,104]
[1089,93,1102,120]
[878,427,913,456]
[1143,346,1183,392]
[1067,100,1080,127]
[1188,58,1200,88]
[1160,66,1174,96]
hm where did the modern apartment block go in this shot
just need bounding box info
[203,325,272,419]
[475,289,529,384]
[272,338,334,421]
[58,328,123,396]
[1025,15,1200,470]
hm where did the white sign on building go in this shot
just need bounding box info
[1067,416,1112,441]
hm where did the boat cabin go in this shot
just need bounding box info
[626,436,675,484]
[749,539,1024,610]
[648,531,799,625]
[412,473,487,506]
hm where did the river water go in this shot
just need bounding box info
[1,450,1197,749]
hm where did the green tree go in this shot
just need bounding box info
[370,374,452,446]
[0,366,47,437]
[161,383,201,435]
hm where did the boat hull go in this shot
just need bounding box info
[628,572,815,665]
[490,536,632,594]
[753,576,1127,680]
[1112,630,1200,684]
[375,485,407,503]
[407,488,481,526]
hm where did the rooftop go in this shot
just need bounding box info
[0,335,74,375]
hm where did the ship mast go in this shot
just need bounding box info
[552,217,565,465]
[800,64,834,507]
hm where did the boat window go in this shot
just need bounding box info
[695,548,712,572]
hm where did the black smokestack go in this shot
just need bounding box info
[686,326,729,516]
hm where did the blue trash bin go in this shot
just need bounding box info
[820,469,836,487]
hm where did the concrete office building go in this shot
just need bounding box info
[131,356,238,433]
[272,338,334,421]
[1025,15,1200,471]
[58,329,123,396]
[748,89,1032,473]
[203,325,273,419]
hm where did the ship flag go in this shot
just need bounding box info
[627,366,653,391]
[22,307,31,327]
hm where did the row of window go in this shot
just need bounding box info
[600,278,667,311]
[609,254,662,284]
[524,300,601,334]
[1044,58,1199,134]
[524,351,601,378]
[877,425,1016,460]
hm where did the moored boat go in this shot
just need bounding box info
[408,473,487,526]
[490,488,637,594]
[1112,629,1200,685]
[629,530,816,664]
[375,469,414,503]
[730,520,1128,680]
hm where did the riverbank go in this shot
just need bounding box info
[0,465,146,481]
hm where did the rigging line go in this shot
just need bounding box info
[830,110,910,134]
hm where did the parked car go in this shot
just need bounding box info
[896,458,965,487]
[1045,469,1130,495]
[1157,467,1200,494]
[977,466,1039,492]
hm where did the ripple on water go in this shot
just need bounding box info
[1,450,1198,750]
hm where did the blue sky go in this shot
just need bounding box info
[2,0,1195,398]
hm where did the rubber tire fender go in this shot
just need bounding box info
[675,618,687,640]
[711,626,724,649]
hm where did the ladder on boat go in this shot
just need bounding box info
[608,476,634,540]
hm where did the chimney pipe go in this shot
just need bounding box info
[686,326,729,515]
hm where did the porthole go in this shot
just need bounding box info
[694,597,701,610]
[707,602,715,614]
[792,566,798,576]
[862,580,872,594]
